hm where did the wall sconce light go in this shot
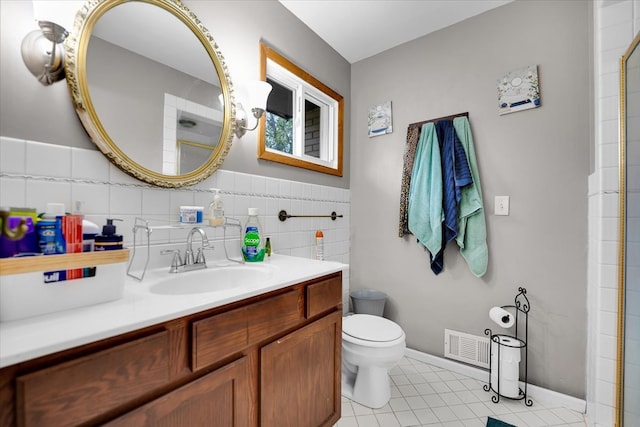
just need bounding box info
[21,1,81,86]
[21,21,68,85]
[235,80,273,138]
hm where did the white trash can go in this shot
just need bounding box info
[350,289,387,316]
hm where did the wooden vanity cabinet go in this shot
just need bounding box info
[0,271,342,427]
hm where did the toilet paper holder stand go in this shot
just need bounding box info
[483,287,533,407]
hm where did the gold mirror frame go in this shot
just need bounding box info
[65,0,236,188]
[616,31,640,427]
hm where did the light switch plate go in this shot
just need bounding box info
[494,196,510,216]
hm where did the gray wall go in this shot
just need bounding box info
[349,0,591,398]
[1,0,592,399]
[0,0,351,188]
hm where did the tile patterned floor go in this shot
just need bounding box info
[335,357,587,427]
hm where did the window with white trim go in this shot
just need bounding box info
[258,43,343,176]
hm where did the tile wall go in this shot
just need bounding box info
[589,1,639,426]
[0,136,351,304]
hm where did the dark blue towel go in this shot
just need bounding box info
[430,120,473,275]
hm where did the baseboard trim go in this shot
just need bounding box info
[405,348,587,414]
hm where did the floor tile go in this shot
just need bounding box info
[375,412,401,427]
[432,405,459,422]
[405,395,429,410]
[339,357,585,427]
[397,384,420,397]
[449,403,478,420]
[440,391,464,406]
[395,410,421,426]
[413,408,440,425]
[356,414,380,426]
[389,397,411,412]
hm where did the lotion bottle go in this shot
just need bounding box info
[208,189,225,226]
[94,218,123,251]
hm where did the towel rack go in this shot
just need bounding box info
[409,111,468,128]
[278,210,342,222]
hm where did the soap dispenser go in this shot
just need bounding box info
[208,188,225,226]
[94,218,123,251]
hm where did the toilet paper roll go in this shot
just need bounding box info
[491,338,521,398]
[489,306,515,328]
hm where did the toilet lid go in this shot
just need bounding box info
[343,314,404,342]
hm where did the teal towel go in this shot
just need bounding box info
[408,123,443,256]
[453,117,488,277]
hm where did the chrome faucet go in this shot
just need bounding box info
[185,227,209,266]
[161,227,212,273]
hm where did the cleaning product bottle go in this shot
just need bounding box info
[94,218,123,251]
[36,203,66,255]
[242,208,265,262]
[208,188,225,226]
[265,237,272,257]
[315,230,324,260]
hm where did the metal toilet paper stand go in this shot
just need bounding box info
[484,287,533,406]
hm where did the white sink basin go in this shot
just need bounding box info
[149,264,275,295]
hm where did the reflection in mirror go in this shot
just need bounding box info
[258,43,343,176]
[65,0,235,187]
[616,31,640,427]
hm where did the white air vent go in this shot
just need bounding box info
[444,329,490,369]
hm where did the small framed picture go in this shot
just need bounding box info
[368,101,393,137]
[497,65,540,115]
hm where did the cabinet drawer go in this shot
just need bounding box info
[306,275,342,318]
[192,307,248,371]
[249,289,303,343]
[16,331,170,427]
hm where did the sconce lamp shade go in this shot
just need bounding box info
[234,80,273,138]
[22,1,83,85]
[245,80,273,112]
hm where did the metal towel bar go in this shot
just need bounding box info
[278,210,342,222]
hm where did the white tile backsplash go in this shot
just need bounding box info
[0,138,350,266]
[0,177,26,207]
[26,141,72,178]
[71,148,110,181]
[0,137,25,174]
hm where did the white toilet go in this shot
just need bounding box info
[342,313,406,408]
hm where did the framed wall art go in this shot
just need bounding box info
[497,65,540,115]
[368,101,393,137]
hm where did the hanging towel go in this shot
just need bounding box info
[398,124,421,237]
[408,123,442,260]
[430,120,474,274]
[453,116,488,277]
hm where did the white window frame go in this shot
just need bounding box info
[258,43,343,177]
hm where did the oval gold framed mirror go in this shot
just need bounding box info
[65,0,236,188]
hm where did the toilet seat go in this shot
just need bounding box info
[343,314,404,346]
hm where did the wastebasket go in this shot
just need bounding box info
[350,289,387,316]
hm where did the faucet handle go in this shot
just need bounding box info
[195,246,214,265]
[161,249,183,273]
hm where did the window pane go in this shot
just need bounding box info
[265,78,293,154]
[304,99,321,159]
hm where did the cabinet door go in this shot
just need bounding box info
[106,356,250,427]
[260,311,341,427]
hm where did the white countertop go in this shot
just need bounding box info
[0,255,346,368]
